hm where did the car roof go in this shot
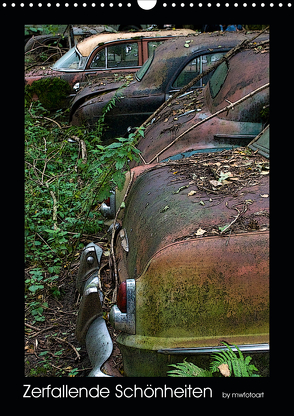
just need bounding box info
[139,31,269,91]
[136,46,269,163]
[76,29,196,57]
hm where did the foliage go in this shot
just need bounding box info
[25,78,72,110]
[25,99,141,278]
[167,342,260,377]
[167,361,212,377]
[209,342,260,377]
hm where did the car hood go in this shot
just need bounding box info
[116,150,269,281]
[25,67,64,84]
[70,75,136,116]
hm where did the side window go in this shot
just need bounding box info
[107,42,139,68]
[172,52,225,89]
[90,48,106,68]
[209,61,228,98]
[147,40,164,57]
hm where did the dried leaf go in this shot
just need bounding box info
[260,194,269,198]
[209,180,222,187]
[188,190,197,196]
[218,363,230,377]
[218,171,232,182]
[195,228,206,236]
[199,200,205,206]
[164,118,169,122]
[119,229,129,252]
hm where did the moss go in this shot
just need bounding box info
[25,77,71,110]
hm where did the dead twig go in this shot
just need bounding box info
[28,110,62,129]
[44,183,58,230]
[27,325,55,338]
[25,322,41,331]
[55,337,81,361]
[220,201,251,234]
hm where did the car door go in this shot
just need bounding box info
[165,50,228,100]
[81,39,143,84]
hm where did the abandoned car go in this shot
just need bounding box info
[134,43,269,165]
[76,132,269,377]
[25,29,194,96]
[75,39,269,376]
[70,32,269,142]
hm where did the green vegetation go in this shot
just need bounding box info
[167,342,260,377]
[25,95,142,322]
[25,78,72,111]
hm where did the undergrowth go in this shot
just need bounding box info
[25,96,142,322]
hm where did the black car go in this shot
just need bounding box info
[70,32,268,141]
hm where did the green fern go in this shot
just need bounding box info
[210,342,260,377]
[167,360,213,377]
[167,342,260,377]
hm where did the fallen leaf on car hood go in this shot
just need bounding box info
[195,228,207,236]
[188,190,197,196]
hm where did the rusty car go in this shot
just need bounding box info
[25,29,194,101]
[75,40,269,377]
[69,32,269,142]
[134,43,269,165]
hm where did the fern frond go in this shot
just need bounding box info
[168,361,212,377]
[210,342,260,377]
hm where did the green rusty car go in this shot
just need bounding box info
[75,42,269,377]
[76,132,269,377]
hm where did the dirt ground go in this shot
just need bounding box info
[24,237,124,378]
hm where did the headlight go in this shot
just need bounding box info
[73,82,80,91]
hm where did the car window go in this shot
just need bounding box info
[107,42,139,68]
[147,40,164,57]
[90,48,106,68]
[90,42,139,69]
[135,53,154,81]
[51,47,81,71]
[172,52,225,89]
[209,61,228,98]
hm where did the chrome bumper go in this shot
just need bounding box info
[86,315,113,377]
[76,242,113,377]
[158,343,269,355]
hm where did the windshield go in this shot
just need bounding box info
[135,53,154,82]
[51,47,82,71]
